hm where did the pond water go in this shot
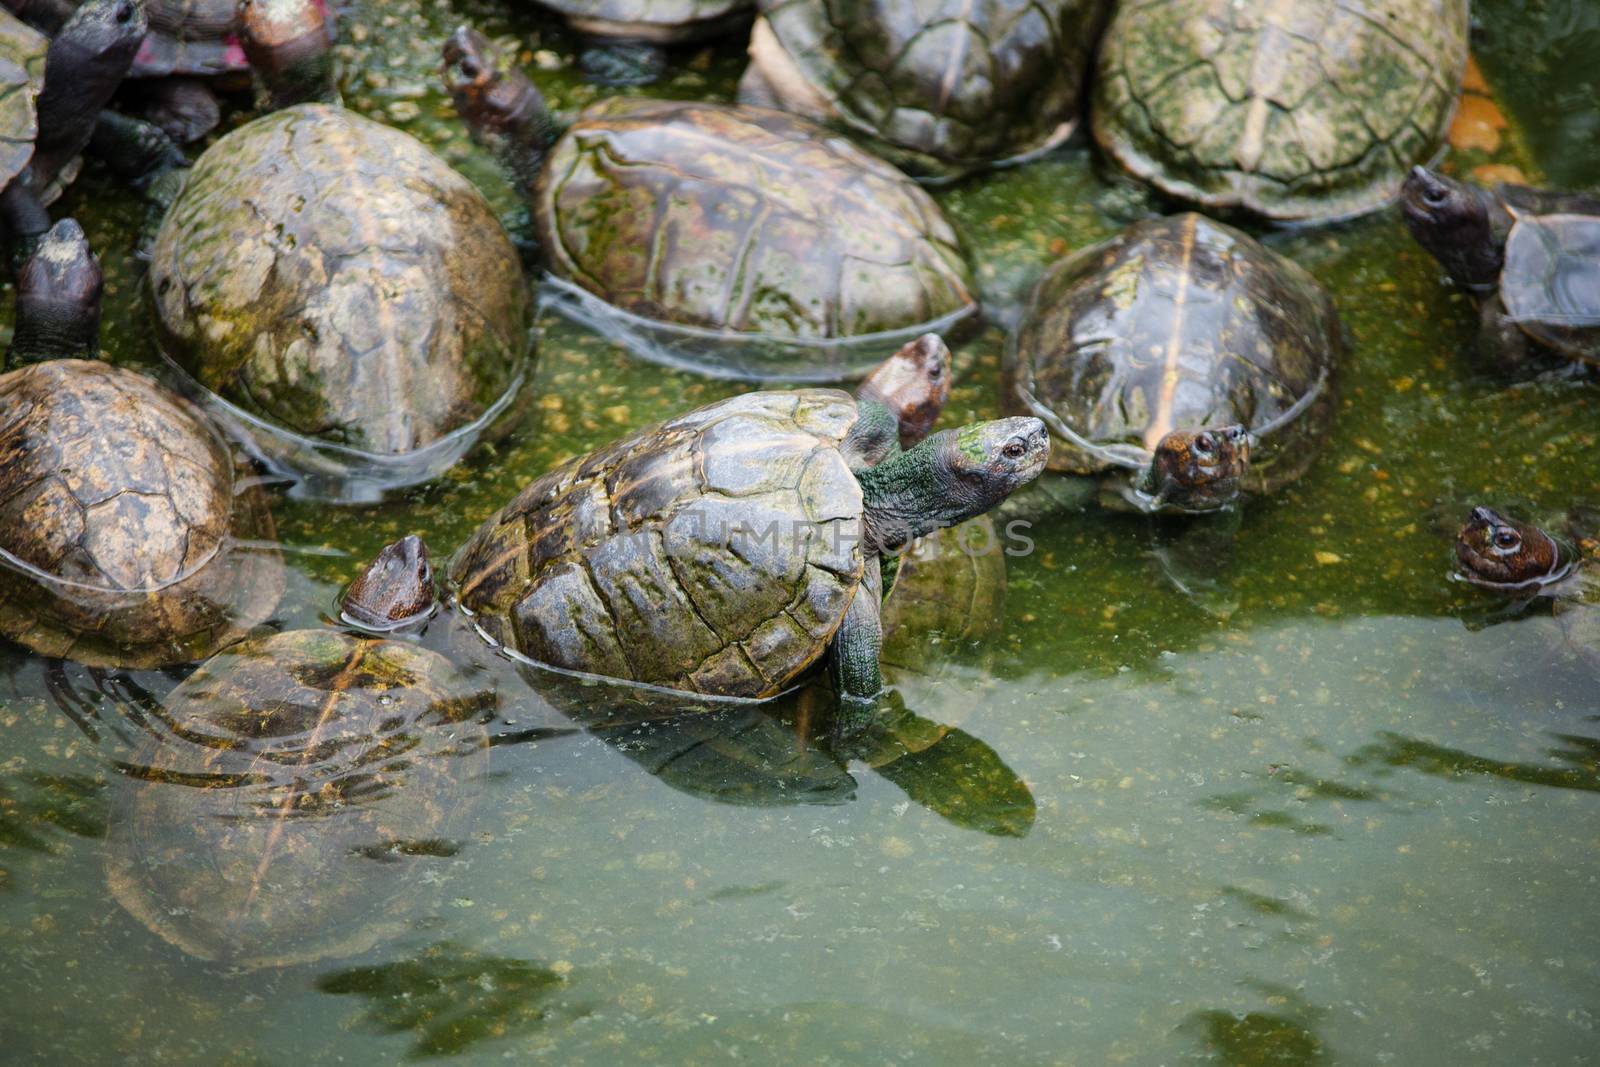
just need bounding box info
[3,1,1598,1063]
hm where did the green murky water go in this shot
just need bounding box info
[3,1,1598,1063]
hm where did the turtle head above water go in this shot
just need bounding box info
[1399,167,1504,290]
[856,333,951,450]
[442,26,554,168]
[1143,426,1251,512]
[57,0,146,65]
[238,0,338,107]
[342,535,438,630]
[1454,506,1567,591]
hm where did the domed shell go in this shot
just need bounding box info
[744,0,1109,176]
[0,360,283,667]
[536,99,976,364]
[1093,0,1469,221]
[537,0,750,41]
[105,630,492,969]
[448,388,869,698]
[1498,193,1600,363]
[1005,214,1339,492]
[148,104,530,457]
[0,10,46,190]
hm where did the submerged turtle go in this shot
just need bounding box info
[1005,214,1340,514]
[0,0,144,251]
[0,223,283,668]
[1093,0,1469,222]
[1453,506,1600,673]
[442,27,977,381]
[1400,167,1600,376]
[106,557,494,969]
[739,0,1110,179]
[146,103,530,498]
[532,0,753,85]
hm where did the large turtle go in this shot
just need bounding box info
[105,561,494,970]
[0,222,283,669]
[1004,213,1340,514]
[532,0,753,85]
[1400,167,1600,376]
[442,27,978,382]
[0,0,144,252]
[146,103,531,500]
[1093,0,1469,222]
[739,0,1111,180]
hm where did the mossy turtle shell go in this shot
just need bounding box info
[1496,185,1600,364]
[1005,214,1339,493]
[448,388,869,699]
[536,0,750,41]
[535,98,976,350]
[148,104,529,456]
[0,10,46,192]
[106,630,492,969]
[1093,0,1469,221]
[746,0,1109,176]
[0,361,283,668]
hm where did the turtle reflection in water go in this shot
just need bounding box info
[105,561,494,970]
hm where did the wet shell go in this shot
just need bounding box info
[537,0,750,41]
[1093,0,1469,221]
[148,104,529,455]
[0,361,282,668]
[1497,186,1600,363]
[448,388,869,698]
[0,10,45,191]
[132,0,249,78]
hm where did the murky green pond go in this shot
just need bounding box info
[4,1,1598,1063]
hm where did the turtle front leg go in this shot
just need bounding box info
[88,111,189,253]
[1476,293,1541,377]
[829,556,886,743]
[0,180,52,267]
[579,41,668,86]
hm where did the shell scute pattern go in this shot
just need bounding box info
[1502,214,1600,359]
[450,391,866,697]
[0,11,44,188]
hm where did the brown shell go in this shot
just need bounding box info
[106,630,492,969]
[0,360,283,668]
[0,10,45,190]
[131,0,249,77]
[448,389,867,699]
[538,0,749,40]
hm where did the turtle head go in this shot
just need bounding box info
[238,0,338,107]
[36,0,146,153]
[442,26,554,184]
[856,333,951,449]
[1400,167,1504,290]
[57,0,146,65]
[1143,426,1251,511]
[342,535,439,631]
[1453,506,1566,591]
[7,219,102,366]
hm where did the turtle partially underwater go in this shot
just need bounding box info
[1453,506,1600,674]
[0,222,283,668]
[531,0,753,85]
[1400,167,1600,376]
[739,0,1110,179]
[106,555,493,970]
[1093,0,1469,222]
[442,27,977,381]
[146,102,531,500]
[1004,213,1340,514]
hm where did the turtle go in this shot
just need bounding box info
[529,0,753,85]
[442,27,979,382]
[105,555,495,970]
[1453,506,1600,674]
[0,0,144,255]
[1003,213,1340,515]
[738,0,1111,180]
[1399,167,1600,376]
[1092,0,1470,222]
[145,102,531,499]
[0,223,283,669]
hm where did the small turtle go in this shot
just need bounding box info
[739,0,1110,179]
[442,27,978,381]
[105,554,494,969]
[1400,167,1600,376]
[146,103,531,498]
[1004,213,1340,514]
[1453,506,1600,674]
[529,0,752,85]
[1093,0,1469,222]
[0,222,283,668]
[0,0,144,253]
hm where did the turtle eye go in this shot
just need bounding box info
[1002,440,1026,460]
[1422,187,1448,209]
[1193,432,1215,457]
[459,58,481,79]
[1491,527,1521,552]
[115,1,134,21]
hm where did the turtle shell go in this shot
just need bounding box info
[131,0,248,78]
[0,360,283,668]
[105,630,493,969]
[1093,0,1469,221]
[1498,193,1600,363]
[448,388,868,698]
[1004,213,1339,494]
[744,0,1109,177]
[0,10,45,191]
[537,0,750,41]
[535,98,976,352]
[148,104,530,457]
